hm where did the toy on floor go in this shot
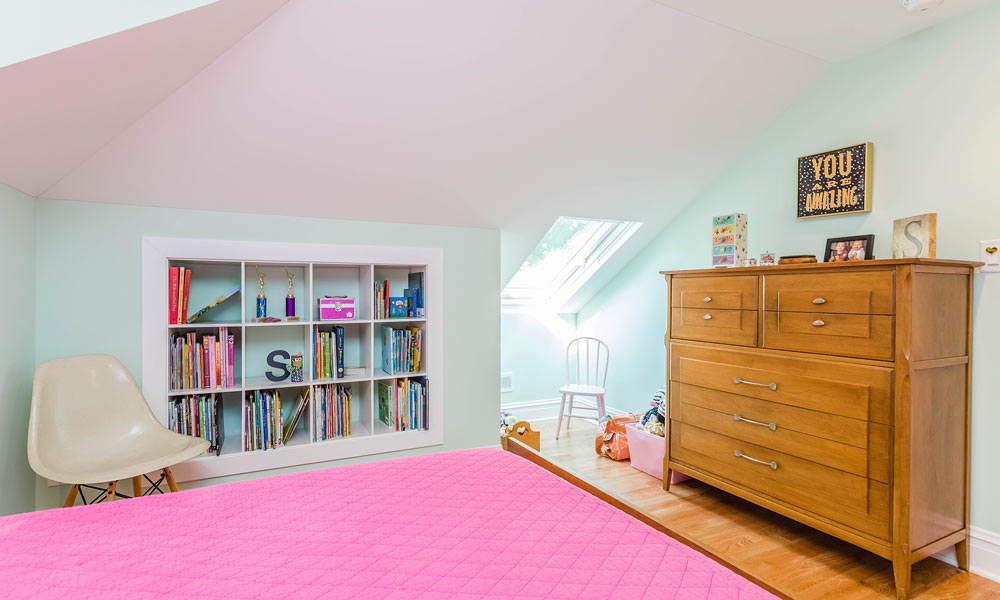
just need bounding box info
[640,386,666,437]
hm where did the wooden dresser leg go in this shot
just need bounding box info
[132,476,143,499]
[663,469,672,492]
[956,537,970,571]
[63,484,79,508]
[163,467,179,493]
[893,555,911,600]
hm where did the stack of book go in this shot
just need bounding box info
[381,326,422,375]
[169,328,236,390]
[373,273,424,319]
[314,384,352,440]
[169,266,192,325]
[244,389,283,452]
[313,326,345,379]
[281,389,310,445]
[168,395,223,455]
[377,378,427,432]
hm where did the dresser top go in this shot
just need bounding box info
[660,257,982,277]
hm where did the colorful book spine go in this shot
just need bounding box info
[169,267,179,325]
[335,325,345,378]
[181,268,191,324]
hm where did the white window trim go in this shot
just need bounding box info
[502,219,641,311]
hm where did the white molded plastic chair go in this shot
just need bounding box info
[556,337,609,439]
[29,355,209,506]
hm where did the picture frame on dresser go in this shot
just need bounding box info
[660,258,981,600]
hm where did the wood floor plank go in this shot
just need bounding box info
[531,419,1000,599]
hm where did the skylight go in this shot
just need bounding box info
[503,217,642,310]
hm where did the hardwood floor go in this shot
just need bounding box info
[532,419,1000,599]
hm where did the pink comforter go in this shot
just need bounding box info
[0,448,776,599]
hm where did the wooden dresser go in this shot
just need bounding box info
[660,259,978,599]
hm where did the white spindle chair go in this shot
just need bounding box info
[556,337,609,439]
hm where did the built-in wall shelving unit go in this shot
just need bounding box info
[140,238,443,483]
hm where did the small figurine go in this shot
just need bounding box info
[255,265,267,319]
[760,251,776,266]
[284,268,299,321]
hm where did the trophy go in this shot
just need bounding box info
[255,265,267,320]
[284,268,299,321]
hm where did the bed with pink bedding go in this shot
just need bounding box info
[0,447,777,599]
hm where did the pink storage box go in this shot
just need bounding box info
[626,423,689,484]
[318,297,355,320]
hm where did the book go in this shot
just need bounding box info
[389,297,407,318]
[282,388,310,444]
[169,267,180,324]
[381,326,394,374]
[187,285,240,323]
[377,380,394,428]
[181,269,192,324]
[169,327,236,391]
[344,366,366,377]
[407,272,424,318]
[168,394,224,455]
[334,325,345,378]
[176,267,186,325]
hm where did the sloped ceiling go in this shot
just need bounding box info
[0,0,988,296]
[0,0,288,196]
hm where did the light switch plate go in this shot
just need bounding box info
[982,239,1000,272]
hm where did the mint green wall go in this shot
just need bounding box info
[0,184,37,515]
[33,198,500,510]
[500,312,575,406]
[579,2,1000,533]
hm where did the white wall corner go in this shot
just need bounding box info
[933,526,1000,583]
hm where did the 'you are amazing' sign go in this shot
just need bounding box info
[796,142,872,218]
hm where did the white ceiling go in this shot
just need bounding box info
[0,0,221,68]
[652,0,995,62]
[0,0,989,300]
[0,0,288,197]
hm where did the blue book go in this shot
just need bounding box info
[407,272,424,318]
[381,326,394,375]
[334,326,345,378]
[389,297,407,318]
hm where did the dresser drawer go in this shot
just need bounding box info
[670,382,890,482]
[671,308,757,347]
[672,275,758,310]
[671,423,890,540]
[763,271,893,315]
[763,311,894,361]
[669,343,892,424]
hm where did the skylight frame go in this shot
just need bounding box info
[502,217,642,311]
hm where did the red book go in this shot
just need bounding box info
[215,340,222,388]
[176,268,186,325]
[169,267,179,324]
[181,269,192,324]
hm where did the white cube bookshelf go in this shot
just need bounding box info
[141,237,443,482]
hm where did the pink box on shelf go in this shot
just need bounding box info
[625,423,689,484]
[318,297,355,320]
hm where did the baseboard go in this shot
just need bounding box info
[933,526,1000,583]
[501,397,627,422]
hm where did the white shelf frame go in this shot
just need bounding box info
[141,237,443,483]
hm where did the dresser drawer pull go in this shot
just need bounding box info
[734,450,778,470]
[813,297,826,305]
[733,413,777,431]
[702,314,713,320]
[812,319,826,327]
[703,296,712,302]
[733,376,777,391]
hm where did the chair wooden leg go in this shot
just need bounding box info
[567,394,575,432]
[556,393,567,440]
[105,480,117,502]
[132,476,143,499]
[64,484,80,508]
[163,467,179,493]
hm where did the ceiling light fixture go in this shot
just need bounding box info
[900,0,944,14]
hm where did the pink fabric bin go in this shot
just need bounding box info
[627,423,689,484]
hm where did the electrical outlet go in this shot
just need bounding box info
[982,240,1000,272]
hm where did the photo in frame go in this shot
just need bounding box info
[823,234,875,263]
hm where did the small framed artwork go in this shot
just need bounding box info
[823,235,875,263]
[893,213,937,258]
[797,142,873,218]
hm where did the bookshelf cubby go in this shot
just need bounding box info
[141,238,443,482]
